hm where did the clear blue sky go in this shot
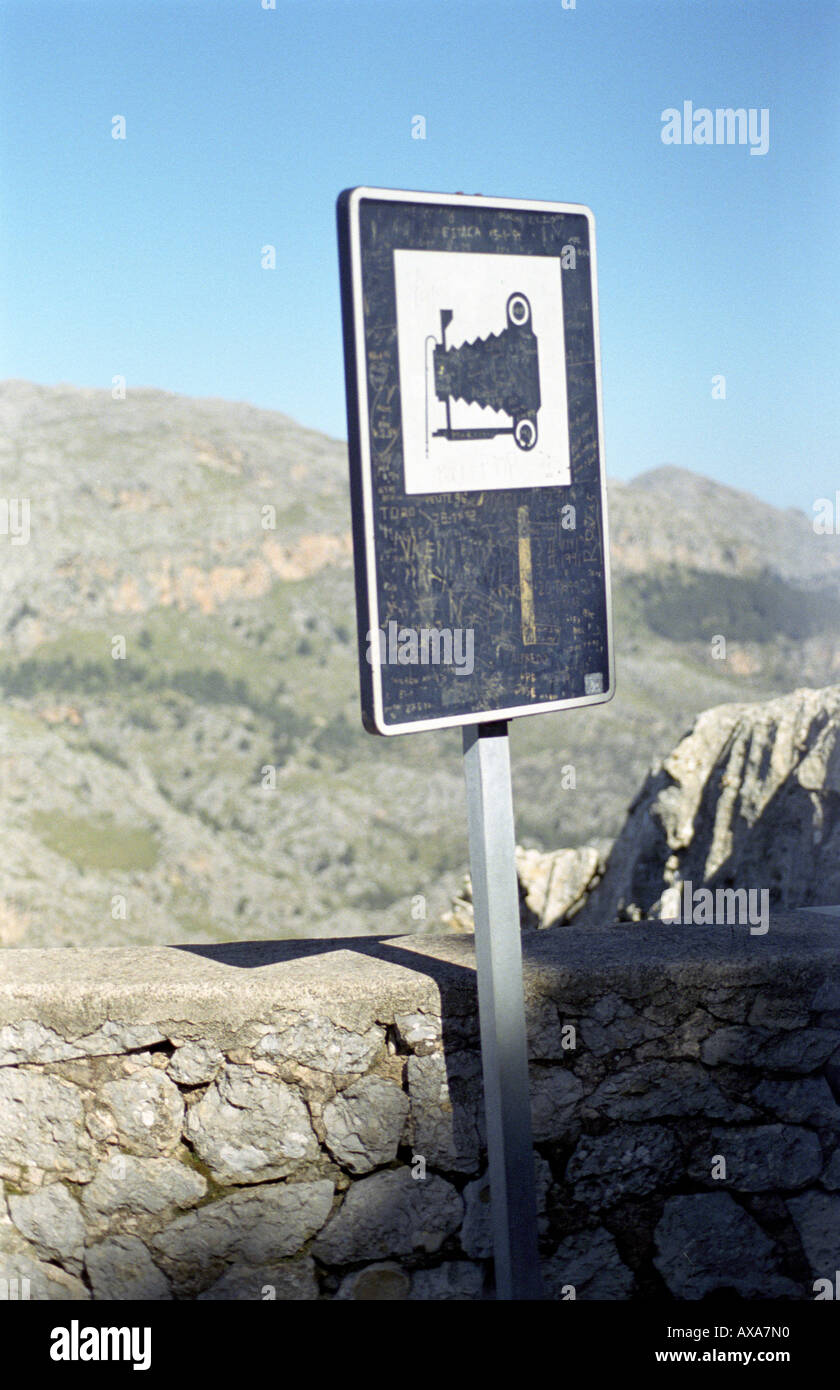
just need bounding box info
[1,0,837,513]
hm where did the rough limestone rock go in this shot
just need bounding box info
[461,1158,552,1259]
[86,1234,172,1300]
[654,1193,798,1298]
[822,1149,840,1189]
[406,1051,485,1173]
[444,845,606,932]
[81,1154,207,1232]
[393,1013,440,1056]
[813,977,840,1012]
[584,1062,751,1123]
[578,685,840,924]
[688,1125,823,1191]
[542,1226,634,1300]
[313,1169,462,1264]
[530,1069,585,1141]
[0,1180,23,1255]
[410,1262,485,1300]
[824,1045,840,1102]
[702,1025,839,1074]
[253,1012,384,1074]
[97,1067,184,1158]
[197,1256,319,1301]
[322,1075,409,1174]
[515,845,606,927]
[448,689,840,930]
[579,993,665,1058]
[185,1064,319,1183]
[747,992,812,1030]
[526,998,569,1059]
[787,1192,840,1277]
[0,1018,165,1067]
[167,1041,224,1086]
[150,1179,334,1297]
[335,1263,411,1300]
[7,1184,86,1274]
[565,1125,681,1208]
[752,1077,840,1129]
[0,1251,90,1300]
[0,1068,95,1187]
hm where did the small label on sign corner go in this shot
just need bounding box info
[584,672,604,695]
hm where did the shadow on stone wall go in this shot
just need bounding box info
[0,912,839,1299]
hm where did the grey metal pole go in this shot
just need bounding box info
[462,720,544,1300]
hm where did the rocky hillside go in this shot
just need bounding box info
[447,685,840,932]
[1,380,839,948]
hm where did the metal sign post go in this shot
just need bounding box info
[463,721,543,1299]
[336,186,612,1300]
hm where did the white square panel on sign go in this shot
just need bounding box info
[394,249,571,495]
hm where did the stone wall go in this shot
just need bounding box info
[1,911,839,1300]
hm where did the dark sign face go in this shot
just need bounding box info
[337,187,613,735]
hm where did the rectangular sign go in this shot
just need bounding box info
[336,186,614,735]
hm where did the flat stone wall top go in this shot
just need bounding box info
[1,910,837,1050]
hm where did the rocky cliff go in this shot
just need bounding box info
[449,685,840,932]
[577,685,840,925]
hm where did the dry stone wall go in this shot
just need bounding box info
[1,913,839,1300]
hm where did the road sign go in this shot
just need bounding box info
[336,186,613,736]
[336,186,613,1300]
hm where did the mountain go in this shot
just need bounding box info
[1,380,838,948]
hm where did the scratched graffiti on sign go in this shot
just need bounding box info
[337,189,612,732]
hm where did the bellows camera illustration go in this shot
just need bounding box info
[428,292,542,452]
